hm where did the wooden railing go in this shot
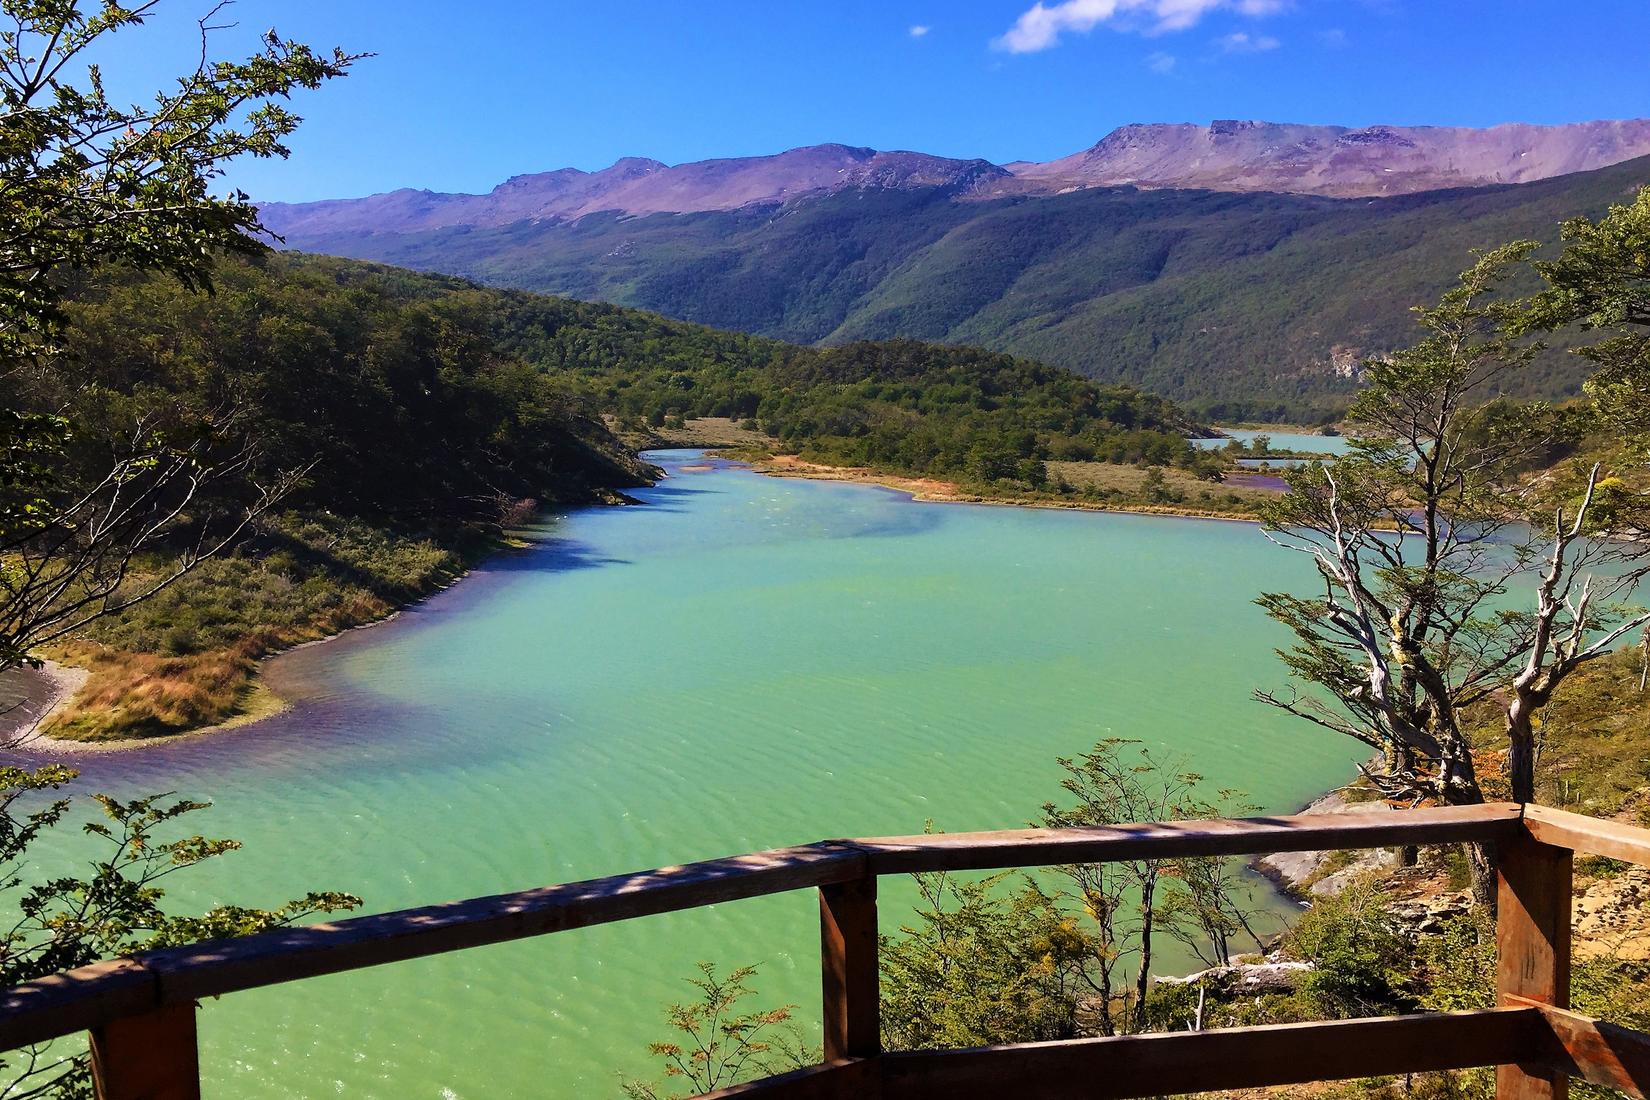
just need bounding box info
[1,801,1646,1099]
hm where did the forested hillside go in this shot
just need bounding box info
[27,253,1203,739]
[267,155,1650,420]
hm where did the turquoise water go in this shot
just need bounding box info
[1194,429,1352,453]
[14,452,1361,1098]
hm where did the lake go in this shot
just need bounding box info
[15,451,1361,1098]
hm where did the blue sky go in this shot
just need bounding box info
[106,1,1650,202]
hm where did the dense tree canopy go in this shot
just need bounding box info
[1529,186,1650,448]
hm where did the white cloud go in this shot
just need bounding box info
[992,0,1286,53]
[1316,27,1347,47]
[909,24,931,37]
[1218,30,1281,52]
[1145,50,1177,73]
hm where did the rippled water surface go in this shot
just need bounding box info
[19,451,1362,1098]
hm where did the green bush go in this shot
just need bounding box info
[1283,876,1416,1017]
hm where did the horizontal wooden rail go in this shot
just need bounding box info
[883,1009,1545,1100]
[858,802,1523,873]
[0,841,867,1051]
[1525,1001,1650,1100]
[1523,804,1650,868]
[0,802,1521,1053]
[701,1059,877,1099]
[702,1009,1551,1099]
[6,798,1648,1100]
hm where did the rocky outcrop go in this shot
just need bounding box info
[1381,867,1474,936]
[1159,956,1313,995]
[1256,791,1402,897]
[1574,868,1650,961]
[1010,118,1650,199]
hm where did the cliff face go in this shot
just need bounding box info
[1009,119,1650,198]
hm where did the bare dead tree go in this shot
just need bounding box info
[1255,245,1650,903]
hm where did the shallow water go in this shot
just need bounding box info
[1194,429,1351,454]
[12,451,1361,1098]
[1235,456,1319,469]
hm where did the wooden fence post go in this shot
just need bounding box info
[820,873,879,1065]
[1497,830,1572,1100]
[90,1002,201,1100]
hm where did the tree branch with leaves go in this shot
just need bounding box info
[0,6,361,1095]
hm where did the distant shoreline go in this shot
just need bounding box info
[741,453,1270,525]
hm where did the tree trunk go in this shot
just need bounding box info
[1467,839,1497,914]
[1506,704,1539,805]
[1131,873,1157,1034]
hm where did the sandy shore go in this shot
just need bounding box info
[747,454,1269,524]
[0,661,105,753]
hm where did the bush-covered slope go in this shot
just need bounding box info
[268,155,1650,420]
[18,254,659,739]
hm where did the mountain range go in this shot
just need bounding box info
[258,120,1650,418]
[263,119,1650,231]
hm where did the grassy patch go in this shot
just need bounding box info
[1469,649,1650,820]
[643,416,774,449]
[1045,460,1276,516]
[45,513,472,741]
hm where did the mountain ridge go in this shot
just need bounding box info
[262,144,1009,235]
[260,118,1650,240]
[256,152,1650,418]
[1011,118,1650,197]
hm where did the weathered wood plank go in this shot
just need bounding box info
[696,1058,875,1099]
[1497,831,1574,1100]
[820,876,879,1064]
[856,803,1523,874]
[89,1001,200,1100]
[0,959,156,1055]
[0,841,866,1047]
[881,1008,1543,1099]
[1524,805,1650,869]
[155,841,867,1005]
[1522,1001,1650,1100]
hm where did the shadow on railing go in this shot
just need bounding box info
[2,802,1646,1100]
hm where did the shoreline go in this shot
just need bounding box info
[0,661,90,748]
[6,577,439,756]
[12,449,1272,753]
[5,501,626,755]
[742,454,1270,525]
